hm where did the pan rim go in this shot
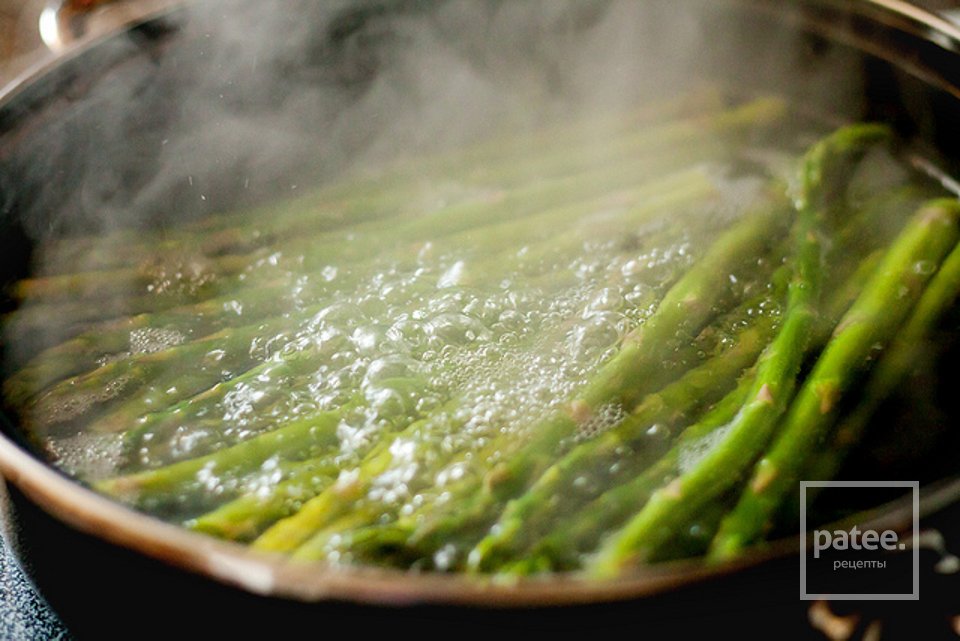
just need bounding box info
[4,429,959,606]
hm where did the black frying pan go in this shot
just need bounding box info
[1,1,960,637]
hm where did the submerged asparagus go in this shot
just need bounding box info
[11,97,783,353]
[95,403,351,507]
[5,91,953,580]
[285,197,792,563]
[6,165,717,414]
[188,256,775,549]
[252,192,787,556]
[524,373,759,573]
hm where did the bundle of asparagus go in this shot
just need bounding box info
[3,88,957,577]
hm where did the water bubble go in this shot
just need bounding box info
[585,287,624,315]
[311,302,368,327]
[574,403,627,441]
[129,327,186,355]
[203,349,227,365]
[567,313,624,359]
[496,309,524,331]
[48,432,125,482]
[426,313,491,345]
[914,260,936,276]
[321,265,339,282]
[645,423,671,442]
[386,319,429,352]
[364,355,421,384]
[437,260,467,288]
[351,325,389,355]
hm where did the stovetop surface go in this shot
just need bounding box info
[0,523,69,641]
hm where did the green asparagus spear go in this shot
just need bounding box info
[587,123,891,577]
[88,170,719,458]
[36,87,729,276]
[9,164,717,412]
[708,197,960,560]
[809,237,960,484]
[94,403,354,507]
[466,312,777,571]
[523,374,758,573]
[12,253,253,303]
[250,191,788,556]
[198,237,752,548]
[186,456,341,541]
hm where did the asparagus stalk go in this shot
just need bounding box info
[12,253,253,303]
[8,165,718,411]
[59,168,718,447]
[4,292,219,347]
[808,237,960,484]
[522,373,758,573]
[35,86,728,276]
[317,199,791,564]
[186,456,341,541]
[708,197,960,560]
[94,403,352,508]
[172,457,341,520]
[192,223,735,546]
[22,315,298,434]
[646,497,734,564]
[249,192,788,556]
[587,123,891,577]
[466,312,778,571]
